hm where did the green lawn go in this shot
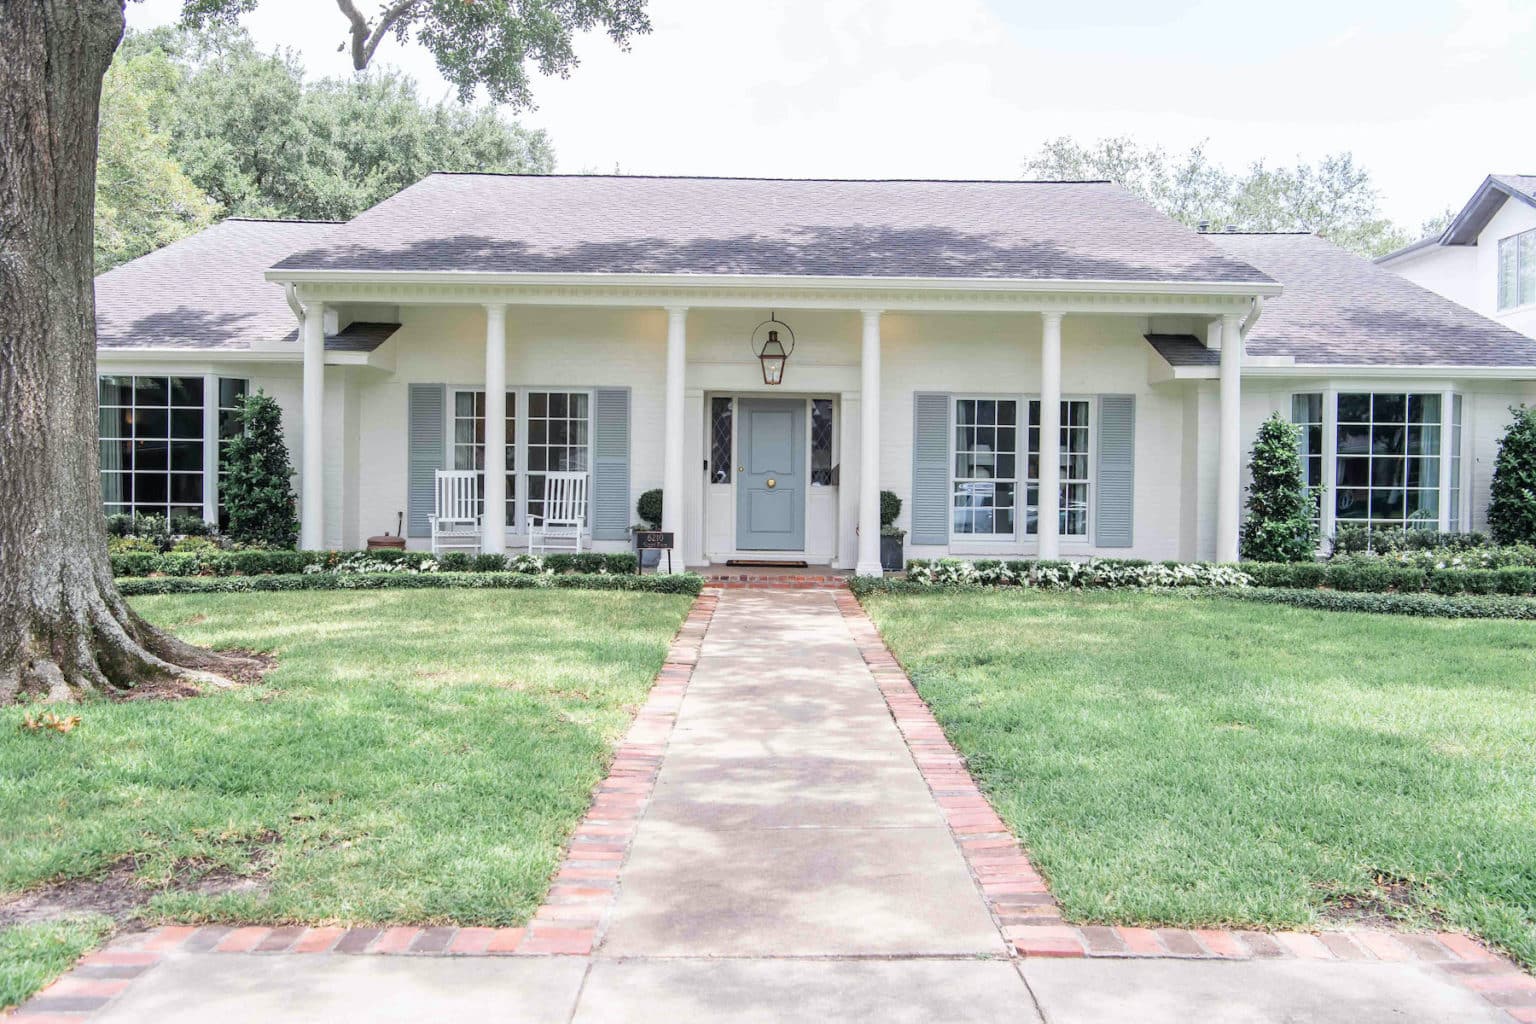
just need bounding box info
[863,589,1536,968]
[0,589,690,1008]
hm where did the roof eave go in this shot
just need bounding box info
[1441,175,1536,246]
[263,267,1283,299]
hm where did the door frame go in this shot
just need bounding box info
[702,392,839,563]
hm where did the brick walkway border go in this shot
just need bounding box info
[11,593,719,1020]
[833,590,1536,1024]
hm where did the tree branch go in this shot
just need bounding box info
[335,0,419,71]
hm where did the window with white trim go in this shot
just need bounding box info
[951,398,1018,537]
[1026,399,1091,537]
[527,391,589,526]
[1291,393,1324,525]
[216,378,248,530]
[98,374,248,525]
[1498,228,1536,311]
[1449,394,1464,530]
[1334,392,1441,530]
[452,390,516,529]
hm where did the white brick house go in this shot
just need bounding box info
[94,175,1536,571]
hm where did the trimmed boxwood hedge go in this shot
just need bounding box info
[1243,561,1536,596]
[115,571,702,597]
[1220,587,1536,620]
[109,549,639,579]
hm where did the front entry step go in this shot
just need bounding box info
[725,559,809,568]
[702,567,850,590]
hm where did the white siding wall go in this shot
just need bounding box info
[1384,197,1536,340]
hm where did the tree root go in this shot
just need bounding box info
[5,589,264,704]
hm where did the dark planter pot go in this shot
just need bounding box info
[880,534,905,572]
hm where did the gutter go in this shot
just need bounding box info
[265,267,1285,299]
[284,282,306,324]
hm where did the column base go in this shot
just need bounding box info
[854,561,884,577]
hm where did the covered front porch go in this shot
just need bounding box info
[273,274,1271,571]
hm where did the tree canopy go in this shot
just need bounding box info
[180,0,651,107]
[1023,136,1448,258]
[96,25,557,268]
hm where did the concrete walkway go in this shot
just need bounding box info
[37,590,1517,1023]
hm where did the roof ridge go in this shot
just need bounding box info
[425,171,1116,185]
[224,216,346,224]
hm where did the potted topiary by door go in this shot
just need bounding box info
[879,490,905,572]
[633,489,664,569]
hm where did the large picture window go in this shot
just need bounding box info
[1026,399,1091,537]
[1334,392,1441,530]
[951,398,1018,537]
[99,374,248,524]
[1498,228,1536,311]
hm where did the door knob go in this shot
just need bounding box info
[766,478,776,489]
[737,465,743,473]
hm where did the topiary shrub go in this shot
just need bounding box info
[1241,413,1319,563]
[879,490,902,535]
[1488,406,1536,546]
[222,390,299,549]
[637,489,663,529]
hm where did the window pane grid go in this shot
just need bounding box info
[452,390,516,528]
[1334,392,1442,530]
[528,391,589,527]
[1025,400,1090,537]
[1291,393,1324,524]
[951,398,1017,537]
[1449,394,1463,530]
[1501,229,1536,311]
[216,378,248,529]
[99,374,206,523]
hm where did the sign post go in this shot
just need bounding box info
[633,530,675,575]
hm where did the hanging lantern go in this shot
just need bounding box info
[750,312,796,385]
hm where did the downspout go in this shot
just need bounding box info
[1239,295,1264,341]
[284,282,305,326]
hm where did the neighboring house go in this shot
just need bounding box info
[94,175,1536,572]
[1378,174,1536,340]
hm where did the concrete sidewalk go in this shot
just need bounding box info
[27,590,1519,1023]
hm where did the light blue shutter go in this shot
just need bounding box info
[910,393,951,545]
[1095,394,1135,548]
[406,384,446,538]
[591,388,631,541]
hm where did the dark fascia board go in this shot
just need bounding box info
[1441,175,1536,246]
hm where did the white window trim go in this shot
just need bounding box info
[950,393,1024,543]
[447,384,594,537]
[1307,387,1464,535]
[1026,395,1095,543]
[98,372,246,527]
[1497,229,1536,314]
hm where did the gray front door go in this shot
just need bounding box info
[736,398,806,551]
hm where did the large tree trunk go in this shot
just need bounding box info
[0,0,243,702]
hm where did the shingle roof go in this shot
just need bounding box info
[271,174,1274,285]
[1144,334,1219,367]
[1491,174,1536,205]
[278,321,401,352]
[97,219,337,350]
[1208,232,1536,367]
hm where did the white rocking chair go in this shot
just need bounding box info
[432,470,483,556]
[528,471,587,555]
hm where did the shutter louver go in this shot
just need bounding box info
[406,384,446,539]
[910,392,951,546]
[591,388,631,541]
[1095,394,1135,548]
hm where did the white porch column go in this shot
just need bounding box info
[855,310,883,577]
[482,303,508,555]
[661,307,688,570]
[1037,312,1063,560]
[1216,312,1244,562]
[299,300,326,550]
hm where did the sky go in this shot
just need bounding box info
[129,0,1536,228]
